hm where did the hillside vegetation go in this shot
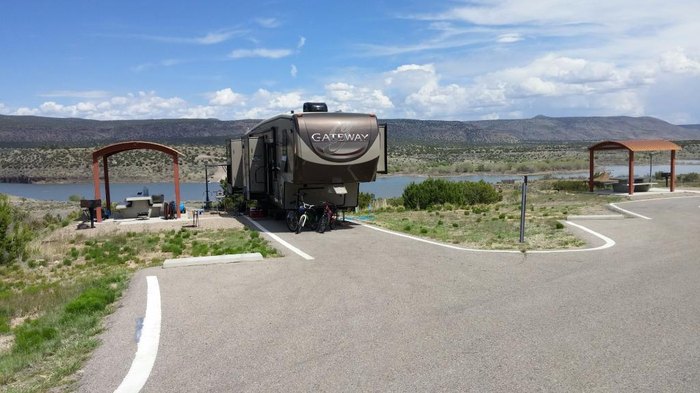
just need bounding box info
[1,114,698,146]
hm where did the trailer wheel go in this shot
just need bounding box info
[286,211,299,232]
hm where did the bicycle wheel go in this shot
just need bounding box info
[328,208,338,230]
[286,211,299,232]
[296,214,306,234]
[317,214,328,233]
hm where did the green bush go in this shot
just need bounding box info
[678,172,700,183]
[358,192,375,209]
[0,313,10,334]
[402,179,501,210]
[0,194,34,265]
[64,287,116,315]
[13,320,58,352]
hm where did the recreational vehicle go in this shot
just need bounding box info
[226,103,387,213]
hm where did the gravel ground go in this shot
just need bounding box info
[49,211,246,241]
[5,194,245,240]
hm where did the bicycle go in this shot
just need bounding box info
[316,201,338,233]
[286,194,321,233]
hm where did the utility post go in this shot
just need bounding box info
[204,163,229,210]
[204,165,211,210]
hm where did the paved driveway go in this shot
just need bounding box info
[80,195,700,392]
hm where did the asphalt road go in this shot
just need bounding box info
[80,194,700,392]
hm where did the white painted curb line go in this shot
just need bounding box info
[349,219,615,254]
[162,253,263,268]
[567,214,624,220]
[241,216,314,260]
[114,276,161,393]
[608,203,652,220]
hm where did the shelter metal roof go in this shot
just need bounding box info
[588,140,681,152]
[92,141,185,160]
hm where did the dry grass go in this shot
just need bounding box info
[358,182,623,251]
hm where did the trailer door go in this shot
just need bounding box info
[248,137,266,194]
[228,139,244,190]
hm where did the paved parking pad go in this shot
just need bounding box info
[80,196,700,392]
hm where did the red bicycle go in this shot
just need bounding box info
[316,201,338,233]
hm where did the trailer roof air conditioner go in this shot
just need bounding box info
[303,102,328,112]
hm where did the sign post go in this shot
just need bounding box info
[519,175,528,243]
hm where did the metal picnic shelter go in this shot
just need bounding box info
[91,141,184,222]
[588,140,681,195]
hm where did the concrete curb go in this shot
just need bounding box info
[162,253,263,269]
[567,214,625,220]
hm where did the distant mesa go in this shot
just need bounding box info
[0,114,698,147]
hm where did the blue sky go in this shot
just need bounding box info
[1,0,699,123]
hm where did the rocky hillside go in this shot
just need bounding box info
[0,115,258,146]
[386,116,700,144]
[0,114,698,147]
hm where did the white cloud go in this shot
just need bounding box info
[39,90,110,98]
[196,31,237,45]
[324,82,394,114]
[10,91,192,120]
[0,103,8,114]
[481,54,648,99]
[659,48,700,75]
[133,29,242,45]
[255,18,280,28]
[234,89,302,118]
[209,88,245,106]
[428,0,694,29]
[290,64,298,78]
[297,36,306,49]
[132,59,185,72]
[229,48,292,59]
[384,64,438,94]
[14,107,39,116]
[497,33,523,43]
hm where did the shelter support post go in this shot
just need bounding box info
[173,155,181,218]
[103,157,111,215]
[670,150,676,192]
[589,149,595,192]
[628,150,635,195]
[92,158,103,222]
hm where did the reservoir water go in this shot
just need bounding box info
[1,164,698,201]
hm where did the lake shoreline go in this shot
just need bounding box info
[2,168,592,185]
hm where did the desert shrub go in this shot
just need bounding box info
[678,172,699,183]
[402,179,501,210]
[0,194,34,265]
[358,192,375,209]
[13,320,58,352]
[64,287,116,315]
[386,197,404,207]
[462,181,502,205]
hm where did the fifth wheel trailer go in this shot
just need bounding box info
[226,103,387,212]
